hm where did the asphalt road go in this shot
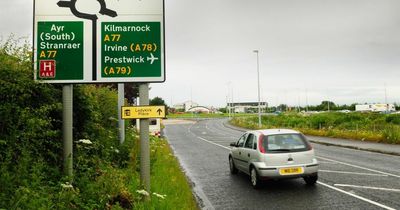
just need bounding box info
[164,119,400,210]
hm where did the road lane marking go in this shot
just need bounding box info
[204,120,240,138]
[196,136,231,150]
[319,170,388,177]
[317,161,338,164]
[317,181,396,210]
[334,184,400,193]
[317,156,400,178]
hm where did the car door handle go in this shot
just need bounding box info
[247,153,250,157]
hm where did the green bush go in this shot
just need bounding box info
[0,37,132,208]
[385,114,400,125]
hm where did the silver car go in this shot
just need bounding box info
[229,129,318,188]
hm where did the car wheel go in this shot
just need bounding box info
[229,156,238,174]
[250,167,261,189]
[303,174,318,185]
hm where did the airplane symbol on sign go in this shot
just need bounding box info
[147,53,159,65]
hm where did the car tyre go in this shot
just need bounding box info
[250,167,261,189]
[303,174,318,185]
[229,156,238,174]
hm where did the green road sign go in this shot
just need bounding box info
[101,22,161,78]
[36,21,84,80]
[34,0,165,83]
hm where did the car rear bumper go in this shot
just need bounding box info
[256,163,319,179]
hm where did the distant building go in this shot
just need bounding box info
[173,100,199,112]
[187,106,211,113]
[227,102,268,113]
[355,104,395,112]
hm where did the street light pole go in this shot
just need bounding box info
[253,50,261,128]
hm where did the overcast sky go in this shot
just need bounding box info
[1,0,400,107]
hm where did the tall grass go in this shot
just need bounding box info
[133,138,198,210]
[230,112,400,144]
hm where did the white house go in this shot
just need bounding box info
[173,100,199,112]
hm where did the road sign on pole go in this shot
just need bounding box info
[121,105,166,119]
[34,0,165,83]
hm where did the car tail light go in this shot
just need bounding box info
[302,134,312,150]
[258,134,266,153]
[304,139,312,150]
[307,141,313,149]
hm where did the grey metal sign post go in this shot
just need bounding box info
[62,84,73,178]
[139,83,150,192]
[118,83,125,144]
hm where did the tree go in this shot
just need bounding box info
[317,101,336,111]
[218,107,227,113]
[150,97,168,115]
[150,96,167,106]
[277,104,288,112]
[124,83,139,104]
[394,103,400,111]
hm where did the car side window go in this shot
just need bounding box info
[244,134,254,149]
[253,135,257,150]
[237,134,246,147]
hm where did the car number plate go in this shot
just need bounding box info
[279,167,304,175]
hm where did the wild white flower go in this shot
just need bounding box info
[108,117,118,121]
[136,189,149,197]
[115,149,120,153]
[76,139,93,144]
[152,192,166,199]
[61,182,73,189]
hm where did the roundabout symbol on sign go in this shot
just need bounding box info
[57,0,118,80]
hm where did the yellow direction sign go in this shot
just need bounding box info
[122,106,166,119]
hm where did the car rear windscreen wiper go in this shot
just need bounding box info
[269,149,291,152]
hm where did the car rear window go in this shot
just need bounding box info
[262,134,311,153]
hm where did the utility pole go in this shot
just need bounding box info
[253,50,261,127]
[384,83,388,112]
[305,88,309,112]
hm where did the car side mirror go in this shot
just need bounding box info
[230,142,237,147]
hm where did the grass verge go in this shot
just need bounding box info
[132,136,199,210]
[230,113,400,144]
[1,129,199,210]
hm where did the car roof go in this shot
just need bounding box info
[251,129,301,136]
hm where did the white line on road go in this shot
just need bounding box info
[334,184,400,193]
[196,136,231,150]
[188,124,231,151]
[204,120,240,138]
[317,161,338,164]
[319,170,389,177]
[317,181,396,210]
[317,156,400,178]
